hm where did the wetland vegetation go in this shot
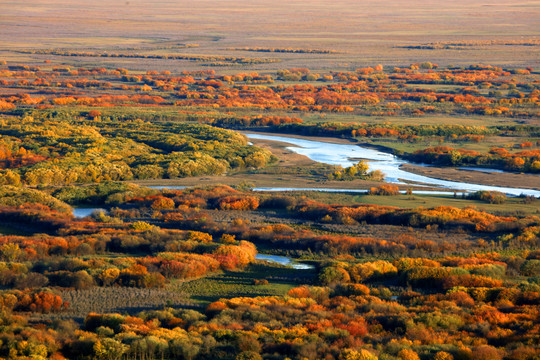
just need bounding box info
[0,1,539,359]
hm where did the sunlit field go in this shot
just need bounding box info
[1,0,539,70]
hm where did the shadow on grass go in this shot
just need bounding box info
[116,302,205,314]
[179,262,317,305]
[208,263,316,283]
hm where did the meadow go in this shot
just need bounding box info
[1,0,539,70]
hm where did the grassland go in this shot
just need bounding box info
[0,2,538,358]
[1,0,539,71]
[174,262,315,306]
[133,132,539,193]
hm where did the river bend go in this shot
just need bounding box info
[246,133,540,197]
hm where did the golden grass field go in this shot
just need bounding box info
[1,0,539,71]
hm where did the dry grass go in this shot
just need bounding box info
[56,287,195,320]
[174,263,313,305]
[401,164,540,191]
[134,132,539,193]
[1,0,538,70]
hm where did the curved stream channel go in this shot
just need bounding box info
[71,210,313,269]
[246,133,540,197]
[73,133,538,269]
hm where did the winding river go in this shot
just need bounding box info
[245,133,540,197]
[72,133,538,273]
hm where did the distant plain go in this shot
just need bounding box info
[1,0,539,71]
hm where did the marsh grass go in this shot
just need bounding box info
[174,263,316,305]
[31,287,195,322]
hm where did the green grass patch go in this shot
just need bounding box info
[173,263,314,305]
[302,113,526,127]
[364,136,530,155]
[353,193,540,216]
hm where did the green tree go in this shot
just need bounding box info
[93,338,128,360]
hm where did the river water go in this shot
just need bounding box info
[245,133,540,197]
[255,254,314,269]
[149,185,469,196]
[72,208,106,218]
[72,134,538,273]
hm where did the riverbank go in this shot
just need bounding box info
[244,132,540,196]
[242,130,359,145]
[133,135,430,192]
[400,164,540,191]
[247,131,540,191]
[133,131,539,196]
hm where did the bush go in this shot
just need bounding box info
[319,265,350,285]
[368,184,400,195]
[236,351,263,360]
[252,279,269,285]
[467,191,506,204]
